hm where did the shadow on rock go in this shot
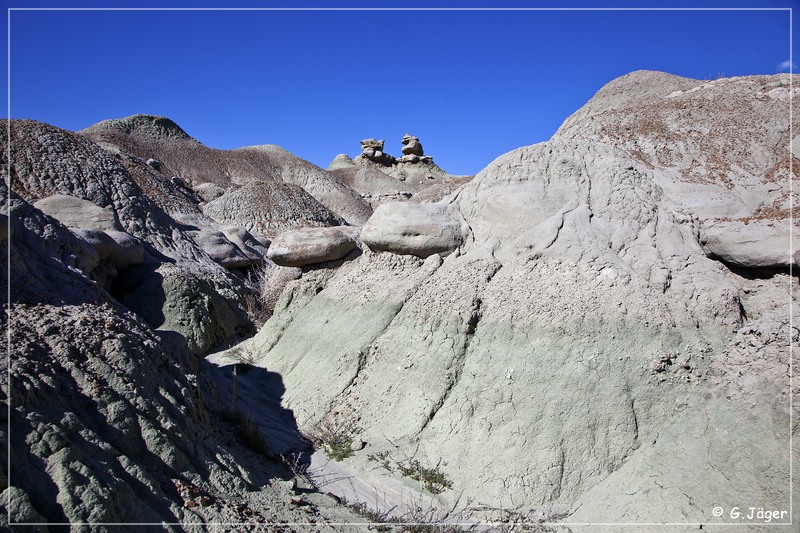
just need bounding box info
[201,359,313,486]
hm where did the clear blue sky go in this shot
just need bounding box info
[4,0,797,175]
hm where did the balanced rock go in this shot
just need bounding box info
[401,133,424,156]
[34,194,119,231]
[360,201,464,258]
[360,138,384,156]
[360,138,395,166]
[267,226,360,267]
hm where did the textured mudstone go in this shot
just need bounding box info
[327,153,356,171]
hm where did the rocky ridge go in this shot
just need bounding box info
[80,114,373,231]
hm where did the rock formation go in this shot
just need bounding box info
[401,133,424,156]
[1,184,368,529]
[5,70,798,530]
[332,134,469,208]
[360,202,464,258]
[267,226,360,267]
[250,71,799,525]
[80,114,373,227]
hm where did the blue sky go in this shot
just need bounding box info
[4,1,798,175]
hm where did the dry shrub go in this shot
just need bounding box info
[244,260,301,326]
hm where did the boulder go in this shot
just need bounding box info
[72,227,117,263]
[699,219,792,268]
[146,158,161,170]
[267,226,360,267]
[398,154,420,164]
[222,225,268,260]
[33,194,119,231]
[360,202,464,258]
[401,133,424,156]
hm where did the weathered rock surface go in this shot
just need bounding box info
[6,71,798,529]
[326,153,356,171]
[34,194,119,231]
[3,119,252,353]
[193,181,226,202]
[328,134,470,210]
[267,226,360,267]
[358,138,395,166]
[81,115,372,226]
[700,219,793,268]
[401,133,424,156]
[554,70,798,269]
[202,181,345,237]
[252,72,798,526]
[2,188,367,529]
[188,229,256,269]
[361,201,465,258]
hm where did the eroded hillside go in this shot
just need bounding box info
[3,70,798,531]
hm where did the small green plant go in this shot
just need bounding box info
[398,460,453,495]
[304,412,360,461]
[367,450,393,471]
[368,451,453,494]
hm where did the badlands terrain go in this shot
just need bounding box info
[2,70,798,531]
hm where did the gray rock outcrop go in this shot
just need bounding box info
[327,153,356,171]
[80,115,373,226]
[4,119,252,353]
[267,226,360,267]
[34,194,119,231]
[202,181,346,238]
[360,201,464,258]
[6,71,797,528]
[699,219,793,268]
[358,138,396,166]
[188,229,256,269]
[554,70,797,270]
[401,133,424,156]
[251,71,798,524]
[2,187,367,529]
